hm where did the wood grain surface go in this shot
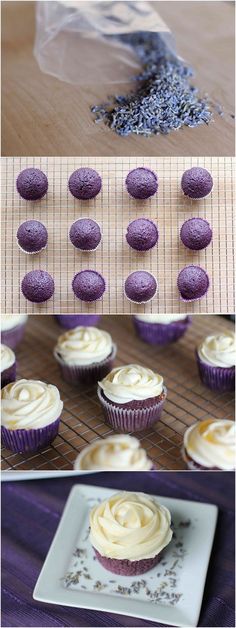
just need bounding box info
[2,1,235,157]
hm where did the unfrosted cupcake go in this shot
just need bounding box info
[182,419,235,470]
[1,315,28,349]
[55,315,101,329]
[74,435,155,470]
[54,326,116,385]
[133,314,191,345]
[90,491,172,575]
[196,330,235,392]
[98,364,167,432]
[1,379,63,453]
[1,344,16,388]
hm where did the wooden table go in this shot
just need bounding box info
[2,1,235,157]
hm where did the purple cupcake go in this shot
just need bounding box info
[97,364,166,432]
[74,435,155,470]
[55,315,101,329]
[72,270,106,302]
[126,168,158,199]
[1,315,28,349]
[177,265,209,301]
[21,270,55,303]
[126,218,158,251]
[1,344,16,389]
[134,314,191,345]
[69,218,101,251]
[182,419,235,470]
[17,220,48,254]
[54,326,116,385]
[1,379,63,453]
[89,491,172,576]
[196,330,235,392]
[180,218,212,251]
[16,168,48,201]
[68,168,102,200]
[125,271,157,304]
[181,167,213,199]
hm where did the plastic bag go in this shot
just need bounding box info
[34,0,176,86]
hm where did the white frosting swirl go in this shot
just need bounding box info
[1,315,28,332]
[74,435,153,470]
[198,331,236,368]
[1,379,63,430]
[1,344,15,372]
[184,419,235,470]
[54,326,113,366]
[99,364,163,404]
[135,314,187,324]
[90,491,172,561]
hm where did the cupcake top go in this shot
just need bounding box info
[1,379,63,430]
[90,491,172,561]
[135,314,187,324]
[1,315,28,332]
[54,326,113,366]
[74,435,153,471]
[184,419,235,471]
[198,331,236,368]
[1,344,15,373]
[99,364,163,404]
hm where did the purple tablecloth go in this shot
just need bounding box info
[1,471,235,627]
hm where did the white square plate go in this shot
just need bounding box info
[33,484,218,627]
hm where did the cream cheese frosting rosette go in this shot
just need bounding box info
[196,331,235,392]
[183,419,236,470]
[133,314,191,345]
[90,491,172,575]
[1,315,28,349]
[1,379,63,453]
[97,364,167,432]
[54,326,116,385]
[1,344,16,389]
[74,435,154,470]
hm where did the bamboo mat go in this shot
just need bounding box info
[1,314,234,472]
[1,157,235,314]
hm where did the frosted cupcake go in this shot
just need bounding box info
[1,379,63,453]
[196,331,235,392]
[133,314,191,345]
[1,344,16,389]
[54,326,116,385]
[90,491,172,576]
[1,315,28,349]
[183,419,235,470]
[74,435,155,470]
[98,364,167,432]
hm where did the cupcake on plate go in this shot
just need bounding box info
[55,315,101,329]
[196,330,235,392]
[1,315,28,349]
[1,379,63,453]
[1,344,16,389]
[54,326,116,385]
[74,434,155,470]
[133,314,191,345]
[182,419,235,471]
[90,491,172,576]
[98,364,167,432]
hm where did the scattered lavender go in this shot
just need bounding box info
[91,32,214,137]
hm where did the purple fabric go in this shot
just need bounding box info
[1,472,235,627]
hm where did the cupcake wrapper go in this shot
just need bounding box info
[97,387,167,433]
[196,352,235,392]
[1,417,60,454]
[133,317,191,345]
[93,548,162,576]
[55,345,117,385]
[1,362,16,389]
[55,315,101,329]
[181,446,219,471]
[1,323,26,349]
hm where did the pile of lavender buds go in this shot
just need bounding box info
[91,32,214,137]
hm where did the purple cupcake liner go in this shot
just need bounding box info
[54,345,117,385]
[93,547,162,576]
[133,317,191,345]
[196,351,235,392]
[1,416,60,454]
[55,315,101,329]
[1,362,16,389]
[1,323,26,349]
[97,386,167,433]
[181,446,219,471]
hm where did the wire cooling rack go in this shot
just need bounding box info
[1,314,234,472]
[1,157,235,314]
